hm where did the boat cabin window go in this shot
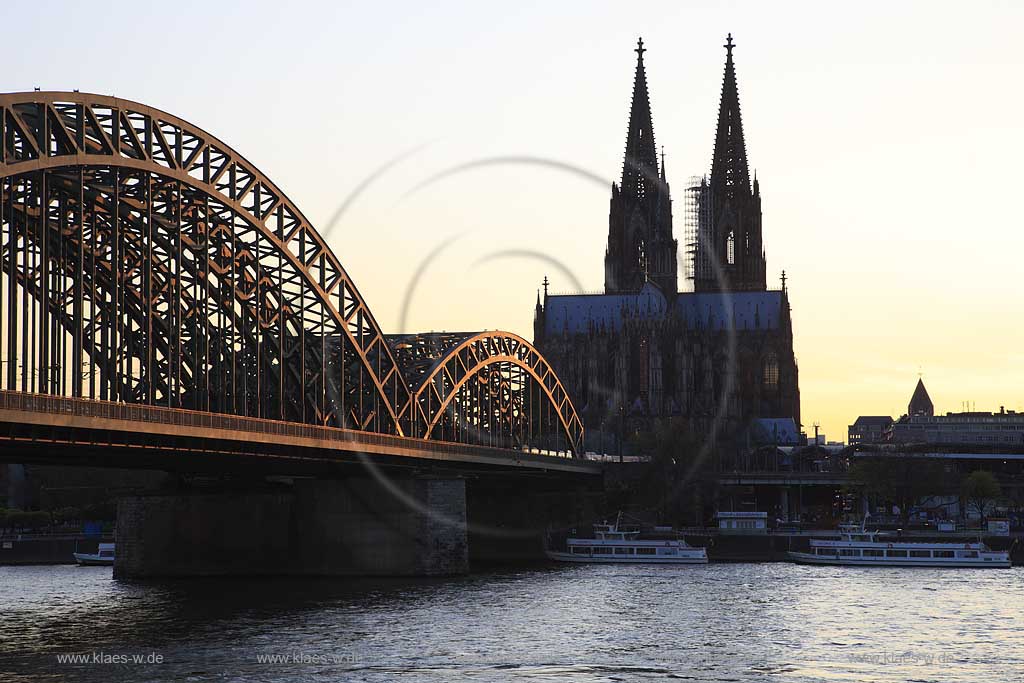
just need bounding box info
[933,550,955,558]
[886,550,908,558]
[862,549,884,557]
[815,548,833,556]
[593,547,612,555]
[636,547,656,555]
[909,550,931,558]
[958,551,978,559]
[614,547,633,555]
[571,547,589,554]
[839,549,859,557]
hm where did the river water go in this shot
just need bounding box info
[1,563,1022,682]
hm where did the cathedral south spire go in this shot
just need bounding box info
[695,33,767,292]
[605,38,677,295]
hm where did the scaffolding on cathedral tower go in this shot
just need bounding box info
[684,176,713,289]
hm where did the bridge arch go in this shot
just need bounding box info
[389,332,584,456]
[0,92,409,433]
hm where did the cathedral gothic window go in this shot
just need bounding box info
[763,353,779,387]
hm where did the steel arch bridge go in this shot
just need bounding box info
[0,92,583,456]
[389,332,584,453]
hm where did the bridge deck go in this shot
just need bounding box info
[0,392,601,476]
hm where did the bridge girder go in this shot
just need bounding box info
[0,92,408,433]
[0,92,584,456]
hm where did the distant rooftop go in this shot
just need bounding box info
[904,411,1024,423]
[908,378,934,417]
[851,416,893,427]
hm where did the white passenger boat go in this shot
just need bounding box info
[545,515,707,564]
[73,542,115,566]
[788,521,1011,568]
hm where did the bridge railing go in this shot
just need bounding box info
[0,391,575,461]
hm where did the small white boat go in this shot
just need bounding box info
[788,520,1011,568]
[546,515,707,564]
[73,542,115,566]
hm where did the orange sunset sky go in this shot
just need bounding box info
[5,1,1023,440]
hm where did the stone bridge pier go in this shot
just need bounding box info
[465,475,603,566]
[113,470,602,579]
[114,477,469,579]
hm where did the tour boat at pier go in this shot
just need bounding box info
[788,522,1011,568]
[545,515,707,564]
[73,542,115,566]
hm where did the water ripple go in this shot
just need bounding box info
[0,564,1022,682]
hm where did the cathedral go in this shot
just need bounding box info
[533,36,800,451]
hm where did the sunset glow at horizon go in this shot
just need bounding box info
[4,0,1022,441]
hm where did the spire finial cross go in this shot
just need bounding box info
[724,33,734,57]
[542,275,550,298]
[780,269,787,292]
[635,37,646,59]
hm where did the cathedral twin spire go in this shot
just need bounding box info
[710,34,751,205]
[605,34,768,295]
[701,33,767,292]
[604,38,677,296]
[620,38,661,203]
